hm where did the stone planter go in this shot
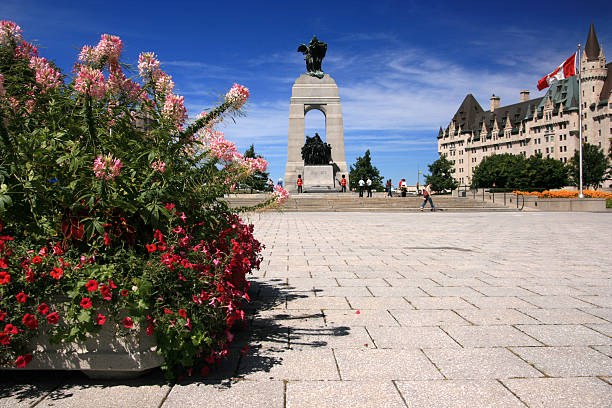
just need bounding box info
[3,322,163,379]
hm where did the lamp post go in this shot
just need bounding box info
[417,169,422,194]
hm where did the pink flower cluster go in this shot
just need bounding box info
[29,56,61,92]
[242,157,268,175]
[152,160,166,173]
[0,21,22,46]
[208,134,238,162]
[225,84,249,109]
[162,93,187,130]
[75,66,106,99]
[107,68,141,102]
[93,154,123,181]
[154,72,174,96]
[272,185,289,205]
[137,52,161,78]
[78,34,123,67]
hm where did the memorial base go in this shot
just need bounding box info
[304,165,335,192]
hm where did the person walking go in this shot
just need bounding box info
[420,183,436,211]
[277,178,283,188]
[296,174,303,194]
[386,179,392,197]
[358,178,365,197]
[267,178,274,192]
[398,178,407,197]
[340,174,347,193]
[366,178,372,197]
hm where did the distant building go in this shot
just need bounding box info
[438,24,611,187]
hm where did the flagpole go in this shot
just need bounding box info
[577,44,584,198]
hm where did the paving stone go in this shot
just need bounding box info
[421,286,484,297]
[518,285,589,296]
[253,309,326,328]
[580,307,612,322]
[591,345,612,357]
[407,296,476,310]
[423,348,542,379]
[289,326,374,349]
[368,326,460,349]
[237,348,340,380]
[384,278,440,287]
[287,277,339,288]
[515,324,612,346]
[519,295,596,309]
[334,349,442,380]
[164,380,284,408]
[337,278,389,287]
[390,309,470,326]
[502,377,612,408]
[442,325,543,347]
[286,380,405,408]
[510,346,612,377]
[471,286,534,297]
[314,286,371,297]
[585,323,612,337]
[367,286,428,297]
[519,308,609,324]
[464,296,536,309]
[285,296,350,310]
[577,295,612,308]
[0,372,63,408]
[323,309,399,327]
[456,309,539,325]
[396,379,525,408]
[36,377,170,408]
[346,296,413,310]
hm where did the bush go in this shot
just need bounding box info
[0,21,287,378]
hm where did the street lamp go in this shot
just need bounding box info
[417,169,422,193]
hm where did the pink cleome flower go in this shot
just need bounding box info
[272,185,290,205]
[137,52,161,79]
[152,160,166,173]
[0,21,23,46]
[162,93,187,130]
[242,157,268,175]
[78,34,122,67]
[75,65,106,99]
[225,83,249,110]
[29,56,61,92]
[107,67,142,102]
[154,72,174,95]
[93,154,123,181]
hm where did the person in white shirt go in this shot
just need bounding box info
[420,183,436,211]
[358,178,365,197]
[366,178,372,197]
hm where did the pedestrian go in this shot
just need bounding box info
[386,179,392,197]
[366,178,372,197]
[340,174,347,193]
[277,178,283,188]
[267,178,274,192]
[398,178,407,197]
[296,174,303,193]
[420,183,436,211]
[358,178,365,197]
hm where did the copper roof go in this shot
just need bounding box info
[585,23,601,60]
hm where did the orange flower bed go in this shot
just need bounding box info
[513,190,612,198]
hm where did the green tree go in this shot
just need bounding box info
[567,143,610,189]
[242,144,270,193]
[472,153,567,189]
[349,150,384,190]
[424,154,458,191]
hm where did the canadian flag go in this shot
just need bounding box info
[537,53,577,91]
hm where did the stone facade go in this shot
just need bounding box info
[285,74,349,193]
[438,24,612,187]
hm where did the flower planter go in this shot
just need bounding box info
[3,322,162,379]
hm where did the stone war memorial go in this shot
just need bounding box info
[284,36,349,192]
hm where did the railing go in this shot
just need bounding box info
[455,185,524,210]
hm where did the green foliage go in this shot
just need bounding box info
[424,154,458,191]
[242,144,269,193]
[567,143,610,189]
[471,153,568,189]
[349,150,383,190]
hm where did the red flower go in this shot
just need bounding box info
[103,232,111,245]
[146,324,154,336]
[85,279,98,292]
[0,309,6,321]
[22,314,38,330]
[4,324,18,334]
[107,279,117,289]
[46,312,59,324]
[96,314,106,325]
[178,309,187,318]
[37,303,49,315]
[122,317,133,328]
[146,244,157,252]
[164,203,175,211]
[0,333,10,345]
[31,256,42,264]
[99,285,112,300]
[80,297,93,309]
[121,289,128,296]
[15,292,28,303]
[25,270,35,283]
[0,271,10,284]
[0,258,7,269]
[164,308,174,315]
[14,354,32,368]
[50,267,63,279]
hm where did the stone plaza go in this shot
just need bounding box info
[1,211,611,407]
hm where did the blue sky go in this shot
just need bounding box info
[2,0,611,184]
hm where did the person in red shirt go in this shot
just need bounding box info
[340,174,347,193]
[297,174,303,193]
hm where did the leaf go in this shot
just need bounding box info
[77,309,91,323]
